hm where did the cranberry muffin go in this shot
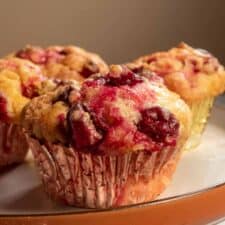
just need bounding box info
[0,58,48,168]
[133,43,225,150]
[22,65,191,208]
[12,45,108,82]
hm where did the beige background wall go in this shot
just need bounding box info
[0,0,224,64]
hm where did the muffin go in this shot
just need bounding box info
[11,45,108,82]
[0,57,59,168]
[133,43,225,150]
[22,65,191,208]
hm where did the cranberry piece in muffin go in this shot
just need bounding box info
[0,95,9,123]
[16,47,48,64]
[105,66,143,87]
[138,106,179,151]
[80,60,101,78]
[13,45,108,82]
[68,103,102,149]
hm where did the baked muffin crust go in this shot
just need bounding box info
[12,45,108,82]
[0,58,45,123]
[22,65,191,155]
[135,43,225,102]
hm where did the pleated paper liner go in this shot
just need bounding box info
[0,122,28,168]
[29,137,180,209]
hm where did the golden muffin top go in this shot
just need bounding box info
[11,45,108,82]
[22,65,191,155]
[135,43,225,102]
[0,58,46,123]
[0,58,60,123]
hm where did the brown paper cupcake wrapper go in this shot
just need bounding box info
[0,122,29,168]
[29,137,180,208]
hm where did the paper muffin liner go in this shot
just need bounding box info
[0,122,29,168]
[184,97,214,151]
[28,137,180,208]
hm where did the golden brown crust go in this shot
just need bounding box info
[21,84,80,143]
[22,65,191,155]
[0,123,28,168]
[135,43,225,102]
[0,58,45,123]
[10,45,108,82]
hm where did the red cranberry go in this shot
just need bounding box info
[83,77,106,88]
[0,95,9,123]
[16,48,47,64]
[57,114,65,127]
[57,113,68,140]
[128,65,144,74]
[80,61,100,78]
[106,70,143,87]
[54,86,73,104]
[146,56,157,64]
[89,70,143,88]
[138,106,179,151]
[129,65,163,83]
[21,85,37,98]
[16,48,65,65]
[53,86,80,106]
[21,77,40,98]
[68,104,102,150]
[58,50,68,55]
